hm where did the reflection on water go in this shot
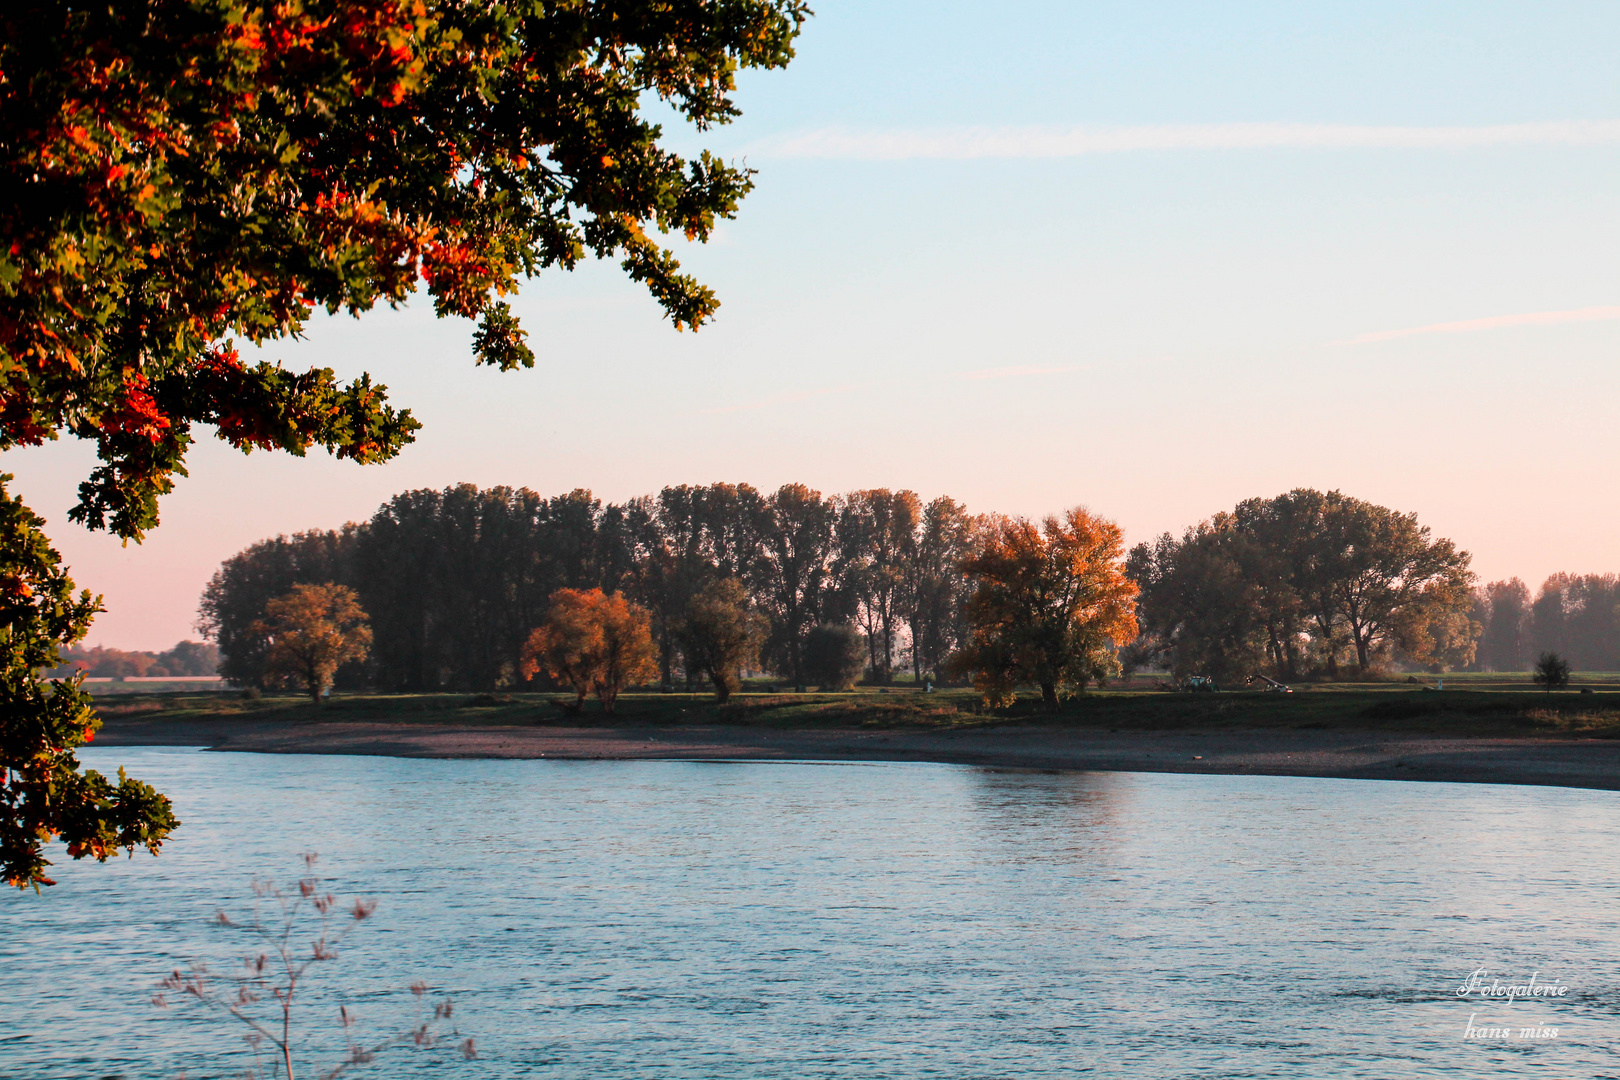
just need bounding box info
[969,768,1126,863]
[3,749,1618,1078]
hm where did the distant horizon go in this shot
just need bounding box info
[29,470,1613,653]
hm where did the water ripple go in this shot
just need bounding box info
[1,749,1616,1078]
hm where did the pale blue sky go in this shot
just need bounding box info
[12,1,1620,648]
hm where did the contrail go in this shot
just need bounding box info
[1338,305,1620,345]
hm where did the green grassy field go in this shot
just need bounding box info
[92,677,1620,739]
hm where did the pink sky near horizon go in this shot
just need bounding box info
[6,291,1614,652]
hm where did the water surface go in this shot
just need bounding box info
[3,748,1618,1078]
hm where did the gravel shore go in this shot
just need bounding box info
[94,714,1620,791]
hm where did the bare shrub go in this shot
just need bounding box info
[151,853,474,1078]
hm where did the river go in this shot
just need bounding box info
[3,747,1616,1078]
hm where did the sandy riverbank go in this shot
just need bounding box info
[93,713,1620,791]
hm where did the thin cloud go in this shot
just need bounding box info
[752,120,1620,160]
[957,365,1081,381]
[705,384,856,415]
[1337,305,1620,345]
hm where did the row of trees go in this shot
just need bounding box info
[504,509,1140,708]
[204,482,1617,702]
[1472,575,1620,673]
[200,483,985,693]
[204,495,1144,708]
[1129,494,1620,678]
[46,641,219,680]
[515,581,862,710]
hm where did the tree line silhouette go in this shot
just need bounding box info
[198,483,1620,694]
[47,640,219,680]
[1472,575,1620,673]
[199,483,982,692]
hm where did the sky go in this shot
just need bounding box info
[9,0,1620,650]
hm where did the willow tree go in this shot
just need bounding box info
[674,577,765,703]
[0,0,807,888]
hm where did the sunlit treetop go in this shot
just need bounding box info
[0,0,808,539]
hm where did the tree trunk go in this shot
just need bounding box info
[1313,611,1339,678]
[1282,615,1301,681]
[880,614,893,684]
[304,659,323,705]
[1266,622,1284,678]
[1040,681,1059,711]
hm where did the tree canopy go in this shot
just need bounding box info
[1129,490,1474,679]
[1472,578,1532,672]
[197,527,358,687]
[520,587,658,713]
[0,474,177,888]
[949,508,1139,710]
[2,0,806,539]
[801,622,865,691]
[257,582,372,703]
[1532,651,1571,692]
[0,0,805,889]
[673,576,766,703]
[199,482,982,694]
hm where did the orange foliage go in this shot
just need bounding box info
[951,507,1139,710]
[521,588,658,714]
[255,583,372,704]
